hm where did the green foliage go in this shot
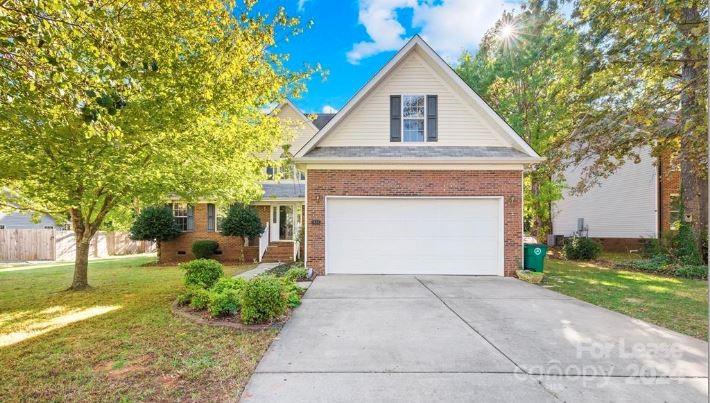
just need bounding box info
[280,278,303,308]
[565,0,707,241]
[563,237,602,260]
[180,259,224,289]
[189,288,211,310]
[207,290,241,317]
[176,288,196,306]
[130,206,181,242]
[240,276,288,324]
[284,266,308,282]
[456,2,576,238]
[192,240,220,259]
[211,277,247,294]
[220,204,265,239]
[672,198,703,265]
[0,0,316,289]
[675,265,708,280]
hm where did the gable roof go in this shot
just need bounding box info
[294,36,541,161]
[271,99,319,133]
[312,113,335,130]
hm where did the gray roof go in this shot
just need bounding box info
[301,146,532,160]
[261,183,305,199]
[312,114,335,130]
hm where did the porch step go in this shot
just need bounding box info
[261,242,295,263]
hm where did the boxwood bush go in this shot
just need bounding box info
[180,259,224,289]
[284,266,308,282]
[208,289,241,317]
[189,288,211,310]
[192,240,219,259]
[240,276,288,324]
[563,237,602,260]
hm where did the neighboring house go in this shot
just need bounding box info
[552,147,681,251]
[0,210,64,229]
[160,36,541,277]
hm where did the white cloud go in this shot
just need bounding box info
[297,0,308,11]
[347,0,517,64]
[322,105,338,114]
[347,0,417,64]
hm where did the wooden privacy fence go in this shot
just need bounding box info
[0,229,154,262]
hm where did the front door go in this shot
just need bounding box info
[270,205,294,241]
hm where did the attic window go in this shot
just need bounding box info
[402,95,425,142]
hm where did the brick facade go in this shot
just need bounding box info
[659,151,681,236]
[159,204,270,264]
[305,169,523,277]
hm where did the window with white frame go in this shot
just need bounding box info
[669,193,681,230]
[172,203,189,232]
[402,95,425,142]
[215,205,228,232]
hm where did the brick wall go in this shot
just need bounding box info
[306,170,523,276]
[659,151,681,235]
[159,204,270,264]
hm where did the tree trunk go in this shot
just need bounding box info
[679,3,708,250]
[71,234,91,290]
[156,239,162,263]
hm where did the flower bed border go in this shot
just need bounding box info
[171,300,289,331]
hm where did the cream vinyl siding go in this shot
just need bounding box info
[318,50,510,148]
[552,147,658,239]
[274,103,317,158]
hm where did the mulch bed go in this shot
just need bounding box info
[171,301,289,331]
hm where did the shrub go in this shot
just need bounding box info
[180,259,224,289]
[284,266,308,282]
[280,278,303,308]
[189,288,211,310]
[211,277,247,294]
[176,288,195,306]
[673,221,703,266]
[563,237,602,260]
[130,205,181,261]
[240,276,287,324]
[192,240,219,259]
[220,203,265,239]
[675,265,708,280]
[208,290,241,317]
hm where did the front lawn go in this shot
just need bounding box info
[542,258,708,340]
[0,256,274,401]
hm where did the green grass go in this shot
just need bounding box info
[0,256,274,401]
[542,258,708,339]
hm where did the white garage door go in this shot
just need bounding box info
[325,197,503,275]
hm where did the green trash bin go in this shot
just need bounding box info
[523,243,548,272]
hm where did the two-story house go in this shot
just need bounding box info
[161,36,541,276]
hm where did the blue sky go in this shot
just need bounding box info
[254,0,525,114]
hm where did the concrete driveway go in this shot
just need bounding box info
[241,275,708,402]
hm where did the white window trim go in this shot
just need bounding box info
[172,202,189,232]
[215,205,227,232]
[401,94,426,143]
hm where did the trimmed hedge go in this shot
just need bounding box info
[240,276,288,324]
[180,259,224,289]
[192,240,219,259]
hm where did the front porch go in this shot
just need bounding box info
[254,202,304,264]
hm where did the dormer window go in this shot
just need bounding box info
[402,95,426,142]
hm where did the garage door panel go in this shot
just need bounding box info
[326,197,503,275]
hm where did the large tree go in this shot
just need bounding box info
[564,0,708,242]
[457,0,579,240]
[0,0,313,289]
